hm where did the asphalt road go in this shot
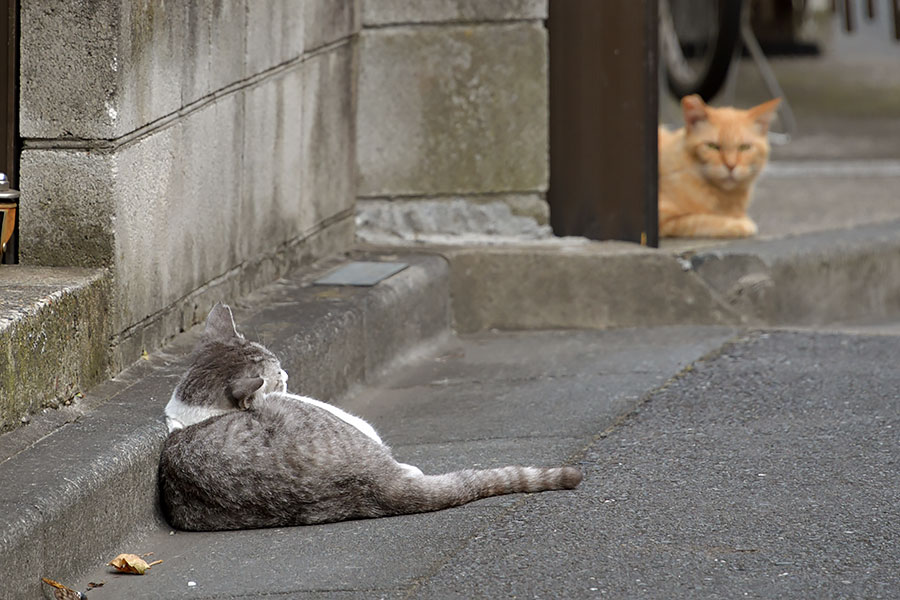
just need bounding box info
[72,325,899,599]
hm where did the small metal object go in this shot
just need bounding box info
[0,172,19,259]
[313,261,408,287]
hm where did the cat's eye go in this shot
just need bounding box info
[705,142,720,150]
[738,143,752,151]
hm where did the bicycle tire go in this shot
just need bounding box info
[661,0,743,101]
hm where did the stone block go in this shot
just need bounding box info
[302,42,357,225]
[183,0,247,105]
[115,1,187,135]
[21,0,277,139]
[361,0,546,26]
[247,0,305,75]
[355,194,552,245]
[444,243,740,333]
[18,149,116,268]
[242,66,309,260]
[357,23,548,196]
[0,267,111,433]
[304,0,360,51]
[113,94,243,335]
[19,1,121,138]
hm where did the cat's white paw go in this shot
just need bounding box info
[399,463,424,478]
[737,218,758,237]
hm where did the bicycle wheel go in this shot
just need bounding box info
[660,0,743,101]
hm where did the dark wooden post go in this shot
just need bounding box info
[548,0,659,247]
[0,0,17,263]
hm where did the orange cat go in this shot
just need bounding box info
[658,94,781,238]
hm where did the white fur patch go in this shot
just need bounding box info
[399,463,424,477]
[284,393,384,445]
[164,390,232,433]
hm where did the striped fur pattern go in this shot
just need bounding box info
[158,304,582,531]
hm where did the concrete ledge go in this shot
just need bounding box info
[0,252,450,600]
[0,267,111,434]
[687,220,900,326]
[440,241,742,333]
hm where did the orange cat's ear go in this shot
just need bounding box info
[681,94,708,130]
[748,98,782,134]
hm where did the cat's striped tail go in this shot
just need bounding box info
[383,465,582,515]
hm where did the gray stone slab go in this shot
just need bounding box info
[116,1,187,136]
[305,0,360,52]
[246,0,304,75]
[314,261,409,286]
[241,66,307,260]
[355,195,553,245]
[19,0,121,138]
[112,94,243,335]
[18,149,116,268]
[414,330,900,599]
[0,267,111,433]
[361,0,547,26]
[301,42,356,224]
[686,220,900,327]
[443,242,743,333]
[357,22,548,196]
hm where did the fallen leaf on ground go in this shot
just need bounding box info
[107,553,161,575]
[86,581,105,589]
[40,577,86,600]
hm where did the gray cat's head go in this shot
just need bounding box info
[175,303,287,411]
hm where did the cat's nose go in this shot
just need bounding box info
[722,152,738,170]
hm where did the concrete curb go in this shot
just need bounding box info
[687,219,900,327]
[0,252,450,600]
[365,221,900,335]
[440,241,743,332]
[0,267,112,434]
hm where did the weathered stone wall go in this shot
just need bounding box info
[18,1,358,368]
[355,0,551,243]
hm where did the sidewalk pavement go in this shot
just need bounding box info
[72,326,900,599]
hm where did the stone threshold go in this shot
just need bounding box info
[0,266,111,435]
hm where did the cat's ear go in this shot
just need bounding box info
[681,94,708,129]
[228,377,265,410]
[748,98,781,134]
[205,303,240,341]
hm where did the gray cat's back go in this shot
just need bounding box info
[160,392,403,530]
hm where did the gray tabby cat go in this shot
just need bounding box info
[159,303,583,531]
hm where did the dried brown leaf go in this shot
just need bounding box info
[108,553,152,575]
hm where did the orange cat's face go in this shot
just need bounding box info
[681,95,781,190]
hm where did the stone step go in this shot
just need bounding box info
[0,266,111,435]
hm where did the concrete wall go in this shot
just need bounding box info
[355,0,552,243]
[18,1,358,368]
